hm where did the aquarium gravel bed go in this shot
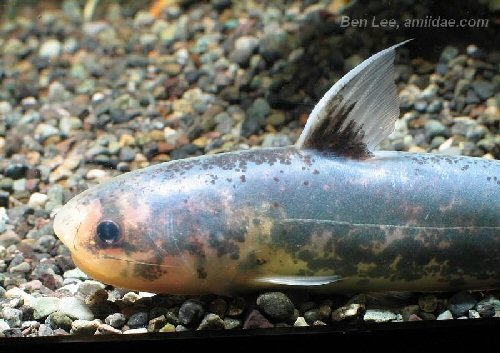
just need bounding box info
[0,0,499,338]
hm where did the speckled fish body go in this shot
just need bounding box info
[54,147,500,295]
[53,41,500,295]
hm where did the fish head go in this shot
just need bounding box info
[53,171,206,294]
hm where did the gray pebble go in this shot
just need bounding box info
[447,292,477,317]
[1,307,22,327]
[77,280,106,300]
[127,311,148,329]
[45,311,73,331]
[38,324,54,336]
[363,310,397,323]
[33,234,57,253]
[105,313,126,328]
[58,297,94,320]
[440,46,459,63]
[31,297,60,319]
[230,36,259,66]
[63,268,89,280]
[223,317,242,329]
[472,81,494,100]
[425,119,449,140]
[241,98,271,136]
[119,146,136,162]
[303,309,321,324]
[261,134,292,148]
[256,292,294,322]
[179,300,205,326]
[197,313,224,330]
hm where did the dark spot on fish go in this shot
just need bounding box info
[304,181,309,186]
[461,165,469,171]
[240,175,246,182]
[273,177,279,182]
[197,267,207,279]
[313,170,319,175]
[303,93,372,159]
[133,263,166,281]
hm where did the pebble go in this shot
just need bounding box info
[331,304,364,321]
[436,310,454,320]
[418,294,438,313]
[70,319,99,335]
[28,193,48,208]
[230,36,260,66]
[39,39,62,58]
[97,323,122,335]
[0,319,10,332]
[363,310,397,323]
[159,323,176,332]
[127,311,148,329]
[1,307,22,327]
[58,297,94,320]
[223,318,242,330]
[447,292,477,317]
[425,119,449,140]
[242,98,271,136]
[105,313,127,328]
[38,324,54,336]
[243,310,273,329]
[77,280,106,300]
[63,268,89,280]
[178,300,205,326]
[197,313,224,330]
[293,317,308,327]
[208,298,227,317]
[227,296,246,317]
[256,292,295,322]
[31,297,60,320]
[45,312,73,331]
[147,315,166,332]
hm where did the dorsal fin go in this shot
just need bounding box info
[296,40,411,159]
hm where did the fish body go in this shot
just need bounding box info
[53,41,500,295]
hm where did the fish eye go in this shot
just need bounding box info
[96,220,121,245]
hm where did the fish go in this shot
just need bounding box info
[53,41,500,296]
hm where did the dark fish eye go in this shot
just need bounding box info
[96,220,121,245]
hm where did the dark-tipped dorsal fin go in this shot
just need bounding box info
[296,40,411,159]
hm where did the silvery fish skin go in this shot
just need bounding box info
[53,41,500,295]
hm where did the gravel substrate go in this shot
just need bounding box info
[0,0,499,337]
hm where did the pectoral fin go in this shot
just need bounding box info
[296,40,412,159]
[255,275,342,287]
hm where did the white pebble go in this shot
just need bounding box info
[86,169,108,180]
[437,310,454,320]
[28,193,48,208]
[293,317,309,327]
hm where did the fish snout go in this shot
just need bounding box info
[53,203,83,249]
